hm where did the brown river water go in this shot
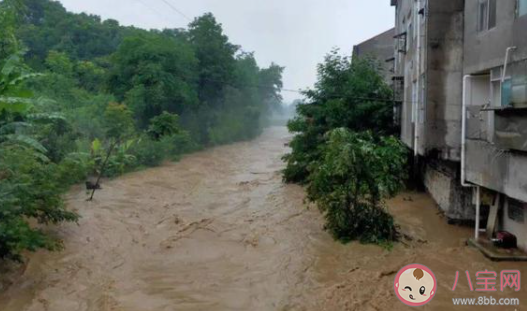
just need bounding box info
[0,126,526,311]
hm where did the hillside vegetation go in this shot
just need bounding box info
[0,0,283,261]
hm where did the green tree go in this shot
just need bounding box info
[188,13,238,105]
[147,111,182,141]
[306,129,407,243]
[88,102,135,200]
[0,50,79,261]
[0,0,23,59]
[108,34,198,127]
[283,50,395,183]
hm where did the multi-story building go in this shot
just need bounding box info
[391,0,471,220]
[463,0,527,252]
[390,0,527,253]
[352,28,395,83]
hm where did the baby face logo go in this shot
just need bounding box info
[394,264,437,307]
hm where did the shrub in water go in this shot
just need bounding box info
[307,128,407,243]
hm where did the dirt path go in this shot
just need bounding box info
[0,127,526,311]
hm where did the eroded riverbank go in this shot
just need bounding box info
[0,127,525,311]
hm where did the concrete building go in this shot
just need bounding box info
[391,0,527,253]
[463,0,527,252]
[391,0,472,221]
[352,28,395,83]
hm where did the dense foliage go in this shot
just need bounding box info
[283,50,407,244]
[306,129,406,243]
[0,0,283,260]
[283,51,396,184]
[0,48,79,261]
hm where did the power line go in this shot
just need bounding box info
[196,75,415,104]
[134,0,174,26]
[158,0,192,22]
[123,2,411,104]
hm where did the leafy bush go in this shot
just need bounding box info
[0,145,79,261]
[162,131,196,157]
[283,52,395,184]
[307,129,407,243]
[147,112,183,141]
[103,139,137,177]
[128,136,167,167]
[129,131,194,168]
[283,50,408,245]
[0,46,79,261]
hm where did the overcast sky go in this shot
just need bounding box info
[58,0,394,103]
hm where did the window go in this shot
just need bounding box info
[489,0,497,28]
[478,0,497,32]
[511,60,527,107]
[519,0,527,17]
[502,79,513,107]
[478,0,488,31]
[490,67,512,107]
[492,80,501,107]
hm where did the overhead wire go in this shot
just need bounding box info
[127,1,415,104]
[133,0,175,26]
[158,0,192,22]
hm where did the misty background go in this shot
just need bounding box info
[57,0,395,103]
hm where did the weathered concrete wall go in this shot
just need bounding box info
[494,110,527,152]
[466,139,527,203]
[425,0,465,162]
[464,0,527,205]
[393,0,464,161]
[424,159,474,220]
[464,0,523,75]
[393,0,416,149]
[393,0,473,222]
[353,28,395,83]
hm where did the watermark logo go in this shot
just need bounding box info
[394,264,437,307]
[451,270,520,292]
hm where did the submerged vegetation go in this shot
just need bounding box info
[0,0,283,261]
[283,51,407,244]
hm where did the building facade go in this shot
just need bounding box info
[463,0,527,251]
[391,0,471,221]
[352,28,395,83]
[390,0,527,252]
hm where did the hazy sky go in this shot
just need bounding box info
[58,0,394,102]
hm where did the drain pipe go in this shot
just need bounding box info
[466,47,517,240]
[414,0,420,158]
[502,46,517,84]
[461,74,482,240]
[461,75,473,188]
[413,0,422,170]
[474,187,481,240]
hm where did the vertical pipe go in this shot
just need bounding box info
[461,75,473,187]
[475,186,481,240]
[414,0,421,158]
[502,46,517,83]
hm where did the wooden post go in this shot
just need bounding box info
[88,141,118,201]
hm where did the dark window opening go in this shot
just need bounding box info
[478,0,497,32]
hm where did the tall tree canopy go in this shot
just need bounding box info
[0,0,284,260]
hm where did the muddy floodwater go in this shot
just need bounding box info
[0,127,526,311]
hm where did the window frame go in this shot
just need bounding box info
[478,0,497,32]
[518,0,527,17]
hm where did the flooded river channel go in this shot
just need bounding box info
[0,127,525,311]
